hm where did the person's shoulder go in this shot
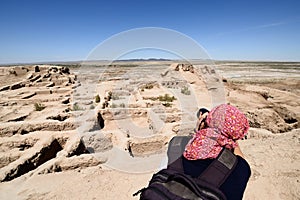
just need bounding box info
[236,156,250,167]
[236,155,251,177]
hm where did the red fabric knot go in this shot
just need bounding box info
[183,104,249,160]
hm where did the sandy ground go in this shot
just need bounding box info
[0,62,299,200]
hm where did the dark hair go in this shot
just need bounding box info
[195,108,210,131]
[196,108,209,118]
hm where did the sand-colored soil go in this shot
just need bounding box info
[0,62,299,200]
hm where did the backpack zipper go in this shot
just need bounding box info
[172,173,221,199]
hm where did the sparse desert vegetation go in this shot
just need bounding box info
[158,94,176,102]
[181,86,191,95]
[95,94,100,103]
[0,61,299,200]
[34,102,45,111]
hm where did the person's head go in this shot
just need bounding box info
[206,104,249,140]
[196,108,209,118]
[184,104,249,159]
[196,108,209,131]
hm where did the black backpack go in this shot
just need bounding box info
[133,136,238,200]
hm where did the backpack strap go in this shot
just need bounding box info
[167,156,184,172]
[197,148,238,187]
[167,136,238,187]
[167,136,192,172]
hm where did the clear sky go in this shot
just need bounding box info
[0,0,299,64]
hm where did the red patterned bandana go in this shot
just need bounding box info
[183,104,249,160]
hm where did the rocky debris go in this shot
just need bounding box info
[247,128,275,139]
[171,63,194,73]
[102,101,109,109]
[163,114,181,123]
[0,139,39,168]
[63,136,89,157]
[203,65,216,74]
[97,112,105,129]
[76,111,106,133]
[43,73,51,79]
[37,154,105,174]
[99,91,114,109]
[127,135,168,157]
[81,100,93,105]
[102,109,148,121]
[58,154,103,171]
[227,82,300,133]
[47,66,70,75]
[0,111,28,123]
[9,67,29,76]
[34,89,52,95]
[0,154,21,169]
[72,82,80,89]
[0,65,75,91]
[49,66,58,73]
[37,154,107,174]
[63,108,71,113]
[8,68,17,75]
[0,137,38,152]
[21,67,29,72]
[0,85,10,92]
[82,133,113,153]
[46,82,55,87]
[0,102,8,106]
[61,66,70,74]
[0,65,93,182]
[0,62,299,197]
[131,109,148,118]
[46,114,69,122]
[182,64,194,73]
[35,76,43,82]
[26,73,34,80]
[10,82,25,90]
[101,110,113,120]
[61,97,70,104]
[29,74,41,82]
[161,80,187,88]
[246,108,293,133]
[21,92,36,99]
[0,122,76,137]
[17,142,38,151]
[34,65,40,72]
[7,115,28,122]
[273,106,298,126]
[0,137,63,182]
[0,101,17,107]
[0,137,39,168]
[172,124,195,136]
[228,83,299,133]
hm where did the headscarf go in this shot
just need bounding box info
[183,104,249,160]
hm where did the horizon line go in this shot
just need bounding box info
[1,58,300,66]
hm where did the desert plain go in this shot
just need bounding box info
[0,60,299,199]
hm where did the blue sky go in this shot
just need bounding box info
[0,0,299,64]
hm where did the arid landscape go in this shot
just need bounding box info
[0,61,299,199]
